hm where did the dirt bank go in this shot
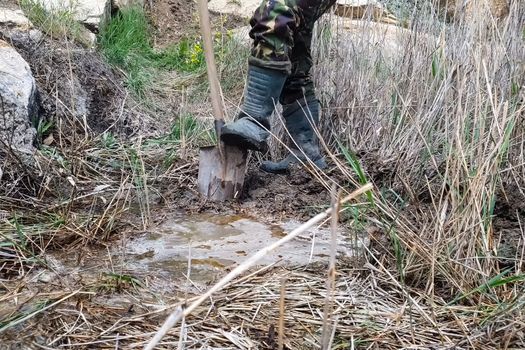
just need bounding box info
[147,0,248,48]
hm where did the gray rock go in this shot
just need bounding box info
[84,30,97,47]
[113,0,144,10]
[39,0,111,29]
[0,8,32,29]
[207,0,260,18]
[0,40,38,154]
[28,29,44,42]
[0,7,42,47]
[335,0,399,25]
[37,270,56,283]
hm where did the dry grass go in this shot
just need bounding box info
[4,266,525,348]
[310,1,524,293]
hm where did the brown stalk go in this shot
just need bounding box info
[278,276,286,350]
[320,186,340,349]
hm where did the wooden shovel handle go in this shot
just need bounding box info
[197,0,225,125]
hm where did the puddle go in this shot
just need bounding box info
[22,213,367,309]
[124,214,366,285]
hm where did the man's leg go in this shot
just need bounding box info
[260,0,335,173]
[220,0,296,152]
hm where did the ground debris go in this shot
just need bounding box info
[2,266,523,349]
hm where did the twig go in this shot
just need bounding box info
[145,306,184,349]
[178,242,192,350]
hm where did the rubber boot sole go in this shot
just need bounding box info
[220,129,268,153]
[260,157,327,174]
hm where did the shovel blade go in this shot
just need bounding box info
[198,144,248,201]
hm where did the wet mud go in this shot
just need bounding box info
[125,213,365,284]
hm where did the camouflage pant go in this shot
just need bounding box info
[249,0,336,104]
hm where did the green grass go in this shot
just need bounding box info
[338,140,374,205]
[0,299,50,330]
[100,132,118,149]
[154,40,205,72]
[98,6,249,102]
[96,272,143,292]
[0,216,50,276]
[98,6,205,72]
[98,7,154,96]
[145,114,214,166]
[98,7,152,65]
[166,113,200,141]
[98,6,207,96]
[450,269,525,305]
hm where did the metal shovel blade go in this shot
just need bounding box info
[197,144,248,201]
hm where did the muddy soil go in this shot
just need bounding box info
[493,185,525,262]
[241,167,333,219]
[160,162,340,223]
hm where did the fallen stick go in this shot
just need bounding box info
[144,183,373,350]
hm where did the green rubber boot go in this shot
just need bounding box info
[260,98,327,173]
[220,64,287,152]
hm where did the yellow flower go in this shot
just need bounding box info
[193,43,203,53]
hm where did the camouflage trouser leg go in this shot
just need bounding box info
[249,0,336,104]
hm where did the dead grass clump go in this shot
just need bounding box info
[5,266,525,349]
[312,0,524,299]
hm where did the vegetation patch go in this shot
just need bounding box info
[98,6,209,96]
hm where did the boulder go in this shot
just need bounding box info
[0,40,38,154]
[207,0,260,18]
[112,0,144,10]
[329,18,430,59]
[0,4,97,47]
[0,8,32,29]
[232,18,435,61]
[311,17,438,106]
[335,0,399,25]
[208,0,399,25]
[231,26,250,46]
[37,0,111,30]
[0,7,46,47]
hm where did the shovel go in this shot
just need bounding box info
[196,0,248,201]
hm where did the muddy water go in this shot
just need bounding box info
[123,214,365,286]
